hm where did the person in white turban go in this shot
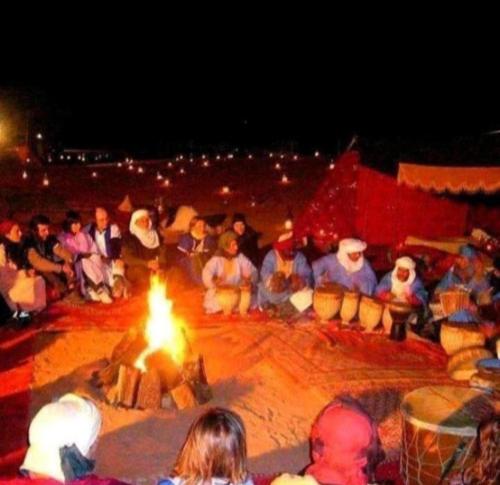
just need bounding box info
[20,394,104,483]
[122,209,167,290]
[312,238,377,295]
[375,256,428,306]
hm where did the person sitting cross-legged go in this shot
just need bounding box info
[257,232,313,318]
[202,231,257,314]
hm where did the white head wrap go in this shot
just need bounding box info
[336,238,367,273]
[391,256,416,298]
[129,209,160,249]
[21,394,102,482]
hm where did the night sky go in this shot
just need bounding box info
[2,32,500,158]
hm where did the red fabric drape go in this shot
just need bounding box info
[295,151,470,248]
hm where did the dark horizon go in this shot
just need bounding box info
[2,72,500,158]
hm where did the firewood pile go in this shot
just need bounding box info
[92,326,212,410]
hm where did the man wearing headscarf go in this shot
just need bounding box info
[122,209,166,289]
[18,393,128,485]
[312,238,376,295]
[435,245,490,297]
[375,256,427,307]
[257,232,313,314]
[0,219,46,316]
[202,231,257,314]
[177,216,216,285]
[305,397,384,485]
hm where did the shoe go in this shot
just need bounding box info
[98,289,113,304]
[87,288,101,302]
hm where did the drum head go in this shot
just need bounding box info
[401,386,494,437]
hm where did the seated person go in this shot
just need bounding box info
[257,232,313,315]
[22,214,74,300]
[85,207,127,298]
[232,213,260,267]
[0,219,46,317]
[177,216,216,285]
[158,407,253,485]
[202,231,257,314]
[375,256,428,307]
[488,256,499,303]
[434,245,491,321]
[313,238,377,295]
[19,393,128,485]
[305,397,385,485]
[122,209,166,289]
[450,416,499,485]
[59,211,112,304]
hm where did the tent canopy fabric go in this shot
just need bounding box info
[398,163,500,194]
[294,151,500,248]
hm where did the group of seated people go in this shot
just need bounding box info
[16,392,499,485]
[1,205,499,325]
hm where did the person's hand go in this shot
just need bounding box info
[269,272,288,293]
[113,259,125,270]
[289,273,305,292]
[62,263,74,278]
[147,260,160,271]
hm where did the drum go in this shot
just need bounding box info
[382,301,414,334]
[358,296,384,331]
[340,291,360,323]
[238,285,252,316]
[440,323,485,356]
[313,284,344,322]
[215,285,240,315]
[439,289,470,316]
[401,385,494,485]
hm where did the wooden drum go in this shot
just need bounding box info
[215,285,240,315]
[358,296,384,331]
[440,323,485,356]
[313,284,344,322]
[400,385,494,485]
[382,301,414,335]
[340,291,360,324]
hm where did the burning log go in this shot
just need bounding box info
[92,275,213,410]
[170,383,197,409]
[117,365,141,407]
[136,369,162,410]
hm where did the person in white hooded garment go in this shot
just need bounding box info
[122,209,167,290]
[19,393,126,484]
[312,238,377,295]
[375,256,428,306]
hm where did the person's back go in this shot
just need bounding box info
[158,408,253,485]
[17,393,129,485]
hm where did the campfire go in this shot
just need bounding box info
[93,275,212,410]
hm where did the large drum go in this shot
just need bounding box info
[400,385,494,485]
[382,301,414,334]
[238,285,252,316]
[439,289,470,316]
[340,291,360,324]
[215,285,240,315]
[440,322,485,356]
[313,283,344,322]
[358,296,384,331]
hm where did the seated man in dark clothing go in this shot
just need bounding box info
[23,214,75,300]
[176,216,216,285]
[122,209,167,290]
[231,213,260,267]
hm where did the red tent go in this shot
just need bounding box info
[295,150,499,248]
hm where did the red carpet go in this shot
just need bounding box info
[0,328,37,477]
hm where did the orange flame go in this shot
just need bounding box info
[135,275,186,371]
